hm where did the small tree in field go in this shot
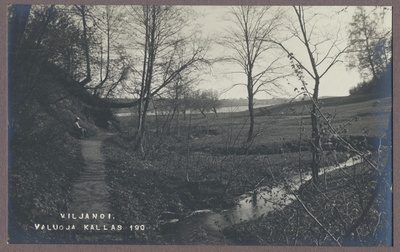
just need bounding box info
[222,6,285,142]
[190,89,220,117]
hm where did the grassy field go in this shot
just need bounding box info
[102,94,392,245]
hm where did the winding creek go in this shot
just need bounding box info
[164,155,365,244]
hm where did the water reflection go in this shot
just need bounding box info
[176,155,364,235]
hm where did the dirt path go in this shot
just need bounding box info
[67,132,122,242]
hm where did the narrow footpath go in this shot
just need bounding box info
[67,132,122,243]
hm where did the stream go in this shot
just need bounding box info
[164,155,365,244]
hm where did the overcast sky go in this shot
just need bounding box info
[185,5,392,99]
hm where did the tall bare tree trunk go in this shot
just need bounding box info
[310,78,321,183]
[247,79,255,142]
[136,6,156,157]
[294,6,324,184]
[77,5,91,87]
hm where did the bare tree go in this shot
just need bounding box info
[88,6,130,98]
[222,6,286,142]
[273,6,349,183]
[75,5,92,87]
[189,89,220,118]
[160,74,193,134]
[126,5,211,156]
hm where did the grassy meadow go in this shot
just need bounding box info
[102,94,392,245]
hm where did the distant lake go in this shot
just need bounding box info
[215,104,273,113]
[116,104,274,117]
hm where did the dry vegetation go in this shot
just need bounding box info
[101,94,392,245]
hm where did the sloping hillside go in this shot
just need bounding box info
[8,63,112,243]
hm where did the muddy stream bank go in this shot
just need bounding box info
[162,155,364,244]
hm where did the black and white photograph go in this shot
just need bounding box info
[6,2,394,248]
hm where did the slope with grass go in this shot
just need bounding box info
[103,94,391,245]
[8,64,116,243]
